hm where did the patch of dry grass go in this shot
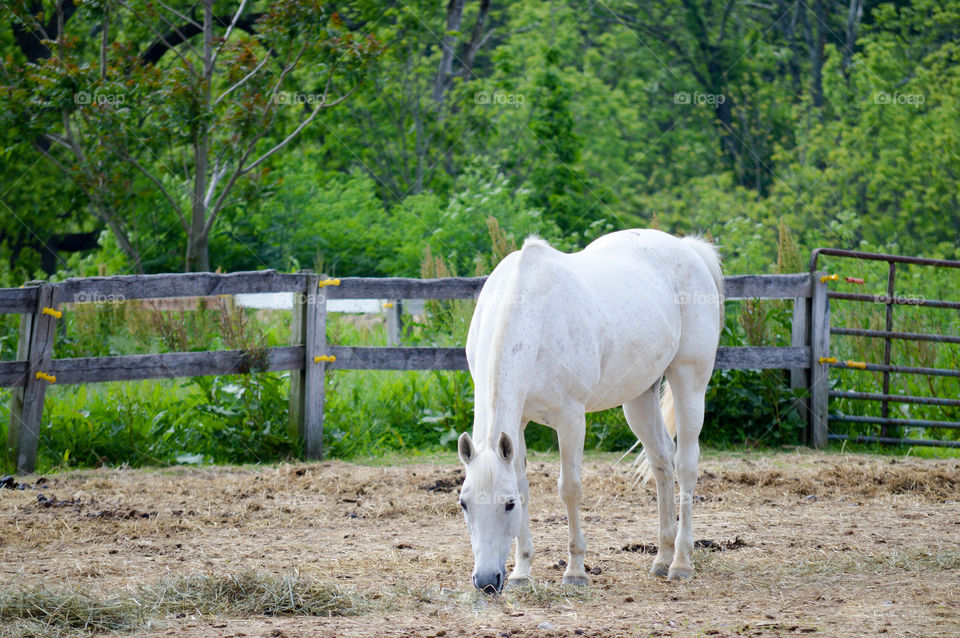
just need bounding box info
[0,584,138,637]
[0,571,370,636]
[141,571,369,618]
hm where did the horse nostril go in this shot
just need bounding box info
[495,572,502,590]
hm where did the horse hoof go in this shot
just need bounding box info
[650,563,670,578]
[561,575,589,586]
[506,578,530,589]
[667,567,693,581]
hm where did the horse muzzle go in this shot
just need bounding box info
[473,569,504,595]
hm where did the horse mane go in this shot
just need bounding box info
[468,448,507,492]
[481,237,550,449]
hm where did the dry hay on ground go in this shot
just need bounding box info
[0,451,957,637]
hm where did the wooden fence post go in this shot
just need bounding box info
[789,291,810,424]
[303,274,327,460]
[288,274,308,447]
[11,284,58,473]
[7,313,34,468]
[808,273,831,448]
[288,271,328,459]
[386,300,402,346]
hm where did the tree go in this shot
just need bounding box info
[1,0,380,272]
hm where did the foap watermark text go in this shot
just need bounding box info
[474,89,525,108]
[674,91,725,106]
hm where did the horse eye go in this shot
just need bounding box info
[459,500,467,512]
[505,500,515,512]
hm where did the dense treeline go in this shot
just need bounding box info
[1,0,958,281]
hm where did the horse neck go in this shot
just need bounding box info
[472,384,526,451]
[472,304,537,450]
[472,239,547,451]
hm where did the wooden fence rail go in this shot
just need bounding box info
[0,271,828,473]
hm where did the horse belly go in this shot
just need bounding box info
[586,334,679,412]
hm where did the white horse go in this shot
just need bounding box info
[457,229,723,593]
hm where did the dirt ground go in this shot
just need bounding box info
[1,450,958,637]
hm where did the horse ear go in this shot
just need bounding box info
[496,431,514,463]
[458,432,475,465]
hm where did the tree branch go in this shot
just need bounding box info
[241,85,358,176]
[124,154,189,233]
[215,53,270,106]
[211,0,249,70]
[138,10,262,66]
[459,0,492,80]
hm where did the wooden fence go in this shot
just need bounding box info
[0,271,829,473]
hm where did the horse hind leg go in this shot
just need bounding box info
[623,384,677,578]
[664,365,710,580]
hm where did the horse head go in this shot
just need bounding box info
[457,431,521,594]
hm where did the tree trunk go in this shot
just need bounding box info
[186,231,210,272]
[842,0,863,86]
[808,0,826,109]
[459,0,491,80]
[432,0,466,112]
[185,0,214,273]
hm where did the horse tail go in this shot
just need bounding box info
[679,235,724,332]
[627,380,676,487]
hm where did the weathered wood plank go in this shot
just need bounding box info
[52,271,307,304]
[328,346,471,371]
[0,287,40,314]
[809,274,831,448]
[724,274,811,300]
[46,346,304,383]
[325,346,807,371]
[715,346,809,370]
[16,285,58,473]
[0,361,28,387]
[0,273,812,311]
[30,344,810,383]
[325,277,486,300]
[321,275,811,301]
[303,274,326,460]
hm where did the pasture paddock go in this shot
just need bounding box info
[1,450,957,637]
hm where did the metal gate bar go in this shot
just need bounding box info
[828,361,960,377]
[828,292,960,310]
[831,328,960,345]
[828,434,960,449]
[830,390,960,408]
[829,415,960,429]
[809,248,960,448]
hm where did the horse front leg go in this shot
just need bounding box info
[508,429,534,585]
[557,413,588,586]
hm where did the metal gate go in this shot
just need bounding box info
[809,249,960,448]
